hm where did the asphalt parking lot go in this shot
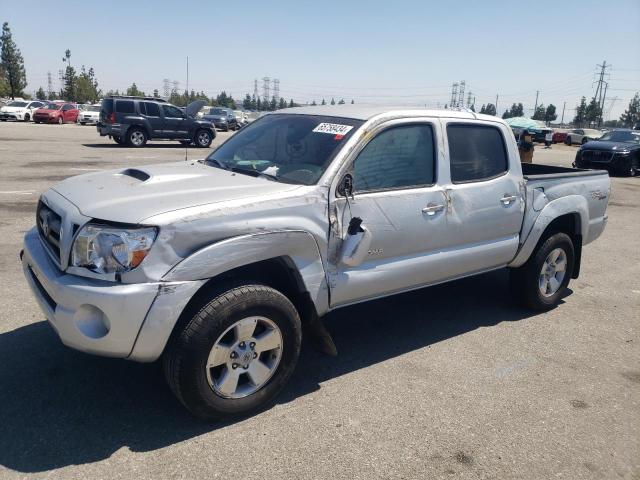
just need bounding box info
[0,121,638,479]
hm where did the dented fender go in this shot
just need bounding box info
[509,195,588,268]
[162,230,330,315]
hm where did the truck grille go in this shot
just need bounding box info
[582,150,613,163]
[36,200,62,263]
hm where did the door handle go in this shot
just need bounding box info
[500,194,518,205]
[422,203,445,215]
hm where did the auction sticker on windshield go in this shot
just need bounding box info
[312,123,354,135]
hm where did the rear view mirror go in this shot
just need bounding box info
[337,174,354,197]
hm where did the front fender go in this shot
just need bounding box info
[509,195,588,268]
[163,230,329,315]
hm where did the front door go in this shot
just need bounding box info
[328,119,451,307]
[162,104,189,139]
[140,102,164,137]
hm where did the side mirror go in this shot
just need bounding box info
[337,174,354,197]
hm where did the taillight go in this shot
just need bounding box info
[106,112,116,124]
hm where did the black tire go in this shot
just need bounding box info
[24,113,30,122]
[581,137,589,145]
[80,122,86,125]
[34,120,40,124]
[510,232,575,311]
[224,124,229,132]
[194,129,213,148]
[163,283,302,421]
[57,116,63,125]
[113,136,124,145]
[565,137,571,146]
[126,127,147,147]
[618,158,638,177]
[179,140,192,146]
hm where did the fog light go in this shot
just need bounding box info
[74,304,110,339]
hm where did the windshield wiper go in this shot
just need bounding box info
[204,158,229,170]
[229,167,279,182]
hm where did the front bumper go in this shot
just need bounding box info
[0,112,20,120]
[22,227,203,361]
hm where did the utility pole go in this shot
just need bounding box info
[599,81,608,127]
[186,57,189,94]
[533,90,539,114]
[466,91,473,108]
[561,101,566,124]
[272,78,280,102]
[253,79,259,101]
[47,71,53,98]
[495,94,499,115]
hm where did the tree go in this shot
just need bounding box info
[532,103,546,120]
[351,99,354,104]
[479,104,486,114]
[278,97,287,109]
[0,22,27,98]
[269,95,277,111]
[573,97,587,127]
[75,65,101,103]
[619,92,639,128]
[35,87,46,100]
[243,93,252,110]
[61,65,77,101]
[502,110,511,119]
[288,98,294,108]
[544,104,557,124]
[311,100,317,106]
[484,103,496,116]
[585,98,601,126]
[126,82,144,97]
[338,98,345,105]
[330,97,336,105]
[321,99,326,105]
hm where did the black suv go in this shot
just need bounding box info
[201,107,238,131]
[97,96,215,148]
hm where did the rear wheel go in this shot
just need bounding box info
[113,136,124,145]
[57,117,63,125]
[126,127,147,147]
[163,283,302,421]
[565,136,572,146]
[511,232,575,310]
[23,113,30,122]
[195,129,213,148]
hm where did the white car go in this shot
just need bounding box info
[77,104,101,125]
[565,128,602,145]
[0,100,47,122]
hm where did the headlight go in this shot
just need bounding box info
[71,224,157,274]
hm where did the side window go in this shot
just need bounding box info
[447,124,508,183]
[138,102,146,115]
[115,100,135,114]
[353,124,436,192]
[62,104,71,111]
[143,102,160,117]
[163,105,183,118]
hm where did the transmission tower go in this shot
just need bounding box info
[592,61,611,127]
[604,96,619,122]
[47,71,53,98]
[262,77,271,103]
[163,79,171,98]
[58,69,64,91]
[172,80,179,95]
[253,79,259,100]
[272,78,280,101]
[467,91,473,107]
[457,81,466,109]
[450,83,459,108]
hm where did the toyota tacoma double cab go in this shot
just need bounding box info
[22,106,610,420]
[97,96,215,148]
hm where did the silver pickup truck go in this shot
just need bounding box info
[21,106,610,420]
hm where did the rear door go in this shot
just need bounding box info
[140,102,164,137]
[438,120,524,274]
[162,104,189,139]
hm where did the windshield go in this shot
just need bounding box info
[43,103,61,110]
[87,105,101,112]
[205,114,363,185]
[598,130,640,144]
[208,108,226,115]
[8,101,28,107]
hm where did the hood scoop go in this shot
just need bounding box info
[119,168,151,182]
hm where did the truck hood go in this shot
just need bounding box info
[582,140,640,152]
[51,161,302,224]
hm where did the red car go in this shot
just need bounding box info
[552,129,569,144]
[33,102,79,124]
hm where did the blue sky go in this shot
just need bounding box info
[3,0,639,120]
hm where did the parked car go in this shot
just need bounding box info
[532,127,553,143]
[21,106,610,420]
[573,129,640,176]
[565,128,602,145]
[552,128,569,144]
[234,110,249,128]
[32,102,79,124]
[202,107,238,131]
[78,104,101,125]
[0,100,47,121]
[96,96,215,148]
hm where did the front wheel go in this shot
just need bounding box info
[565,137,572,146]
[510,232,575,310]
[163,283,302,421]
[581,137,588,145]
[23,113,30,122]
[57,117,63,125]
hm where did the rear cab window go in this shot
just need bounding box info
[447,124,508,183]
[101,98,114,117]
[115,100,135,114]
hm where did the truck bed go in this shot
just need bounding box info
[521,163,609,180]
